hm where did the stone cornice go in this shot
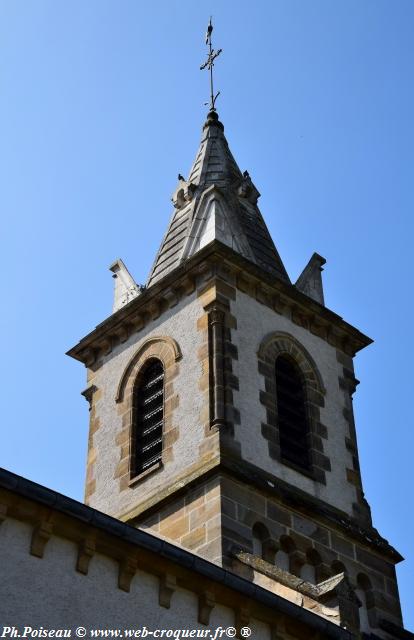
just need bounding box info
[67,241,372,367]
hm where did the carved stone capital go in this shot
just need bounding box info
[209,308,225,325]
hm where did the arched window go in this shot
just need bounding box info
[300,562,316,584]
[300,549,322,584]
[356,573,375,632]
[331,560,347,576]
[275,548,290,572]
[131,359,164,478]
[275,355,310,472]
[251,523,276,562]
[252,523,268,558]
[258,332,329,483]
[275,535,295,572]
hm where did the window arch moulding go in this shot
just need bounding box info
[115,335,182,489]
[116,336,182,403]
[257,331,331,484]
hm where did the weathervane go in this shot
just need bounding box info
[200,18,222,112]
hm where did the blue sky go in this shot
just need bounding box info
[1,0,413,628]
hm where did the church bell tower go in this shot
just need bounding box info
[68,32,408,638]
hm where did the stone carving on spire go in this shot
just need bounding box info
[238,171,260,205]
[147,110,290,287]
[172,177,196,209]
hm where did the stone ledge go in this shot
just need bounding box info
[118,454,401,566]
[232,548,358,604]
[67,241,373,367]
[129,461,163,486]
[232,549,362,632]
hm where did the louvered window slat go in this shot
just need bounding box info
[140,419,163,438]
[275,356,310,471]
[133,360,164,476]
[141,437,163,454]
[142,389,163,406]
[142,373,164,390]
[142,405,163,422]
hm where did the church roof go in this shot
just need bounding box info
[147,110,290,287]
[0,465,360,639]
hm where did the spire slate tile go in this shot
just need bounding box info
[147,111,290,287]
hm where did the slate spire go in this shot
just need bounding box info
[147,111,290,287]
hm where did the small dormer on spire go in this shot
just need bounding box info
[147,109,290,287]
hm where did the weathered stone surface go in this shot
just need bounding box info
[159,515,189,539]
[331,533,355,559]
[222,497,237,519]
[356,547,395,578]
[292,515,330,546]
[267,502,292,527]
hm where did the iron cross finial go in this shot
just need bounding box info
[200,17,222,112]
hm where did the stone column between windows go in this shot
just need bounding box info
[207,304,226,431]
[196,272,241,462]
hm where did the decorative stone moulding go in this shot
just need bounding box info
[81,385,98,410]
[172,179,197,209]
[116,336,182,404]
[257,331,330,482]
[67,242,372,369]
[237,171,260,204]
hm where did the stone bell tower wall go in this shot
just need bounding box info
[85,290,208,519]
[136,469,403,633]
[230,288,359,518]
[82,248,371,528]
